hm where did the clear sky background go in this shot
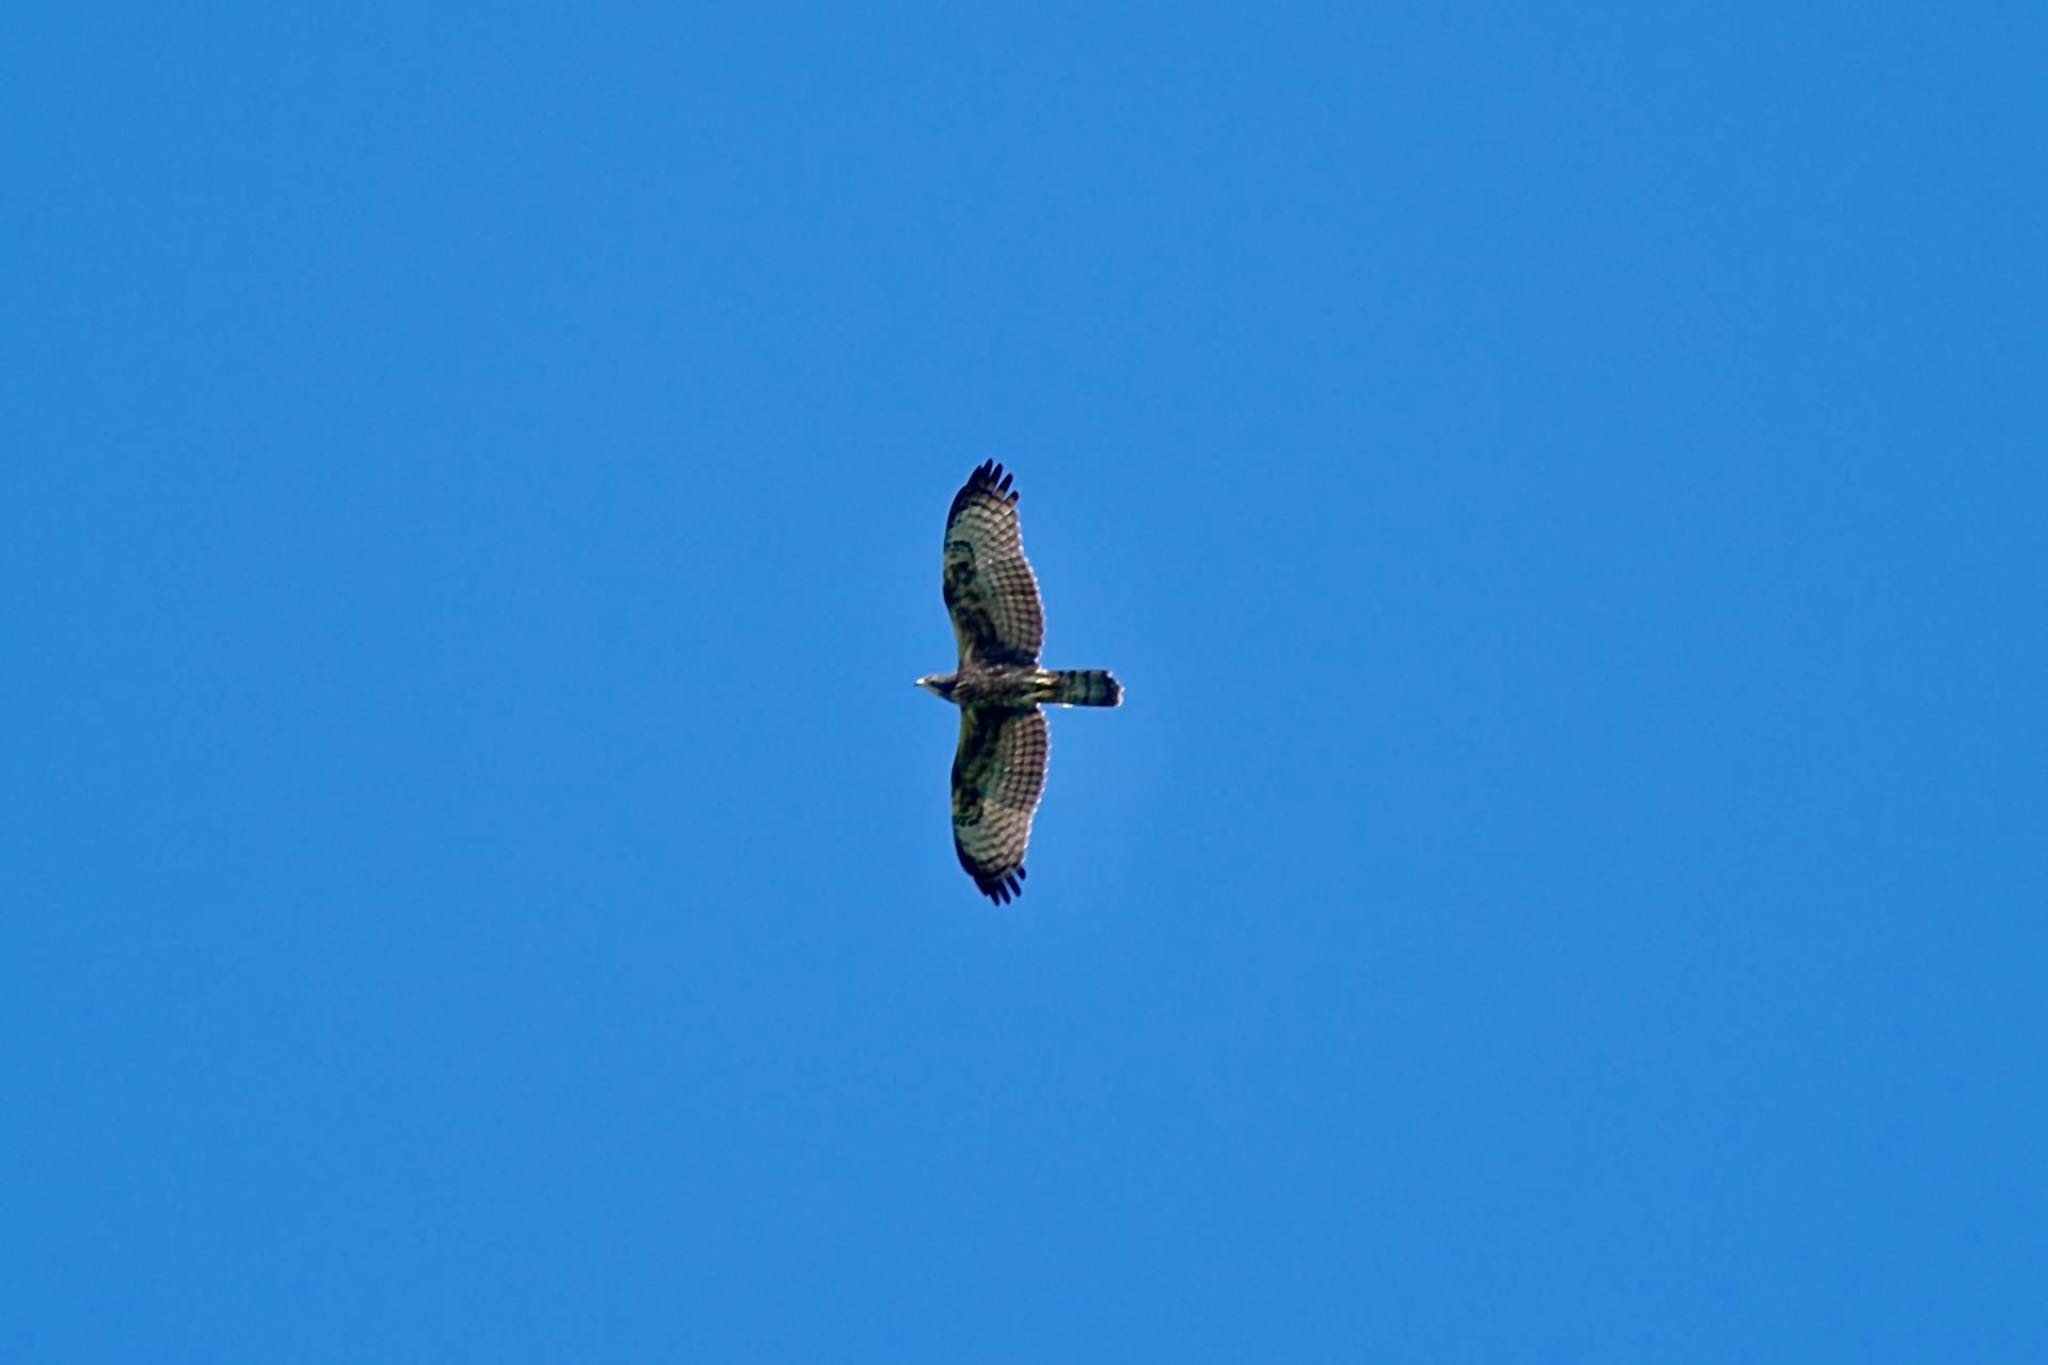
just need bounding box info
[5,4,2044,1361]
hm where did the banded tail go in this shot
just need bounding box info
[1050,669,1122,707]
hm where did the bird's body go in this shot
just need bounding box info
[919,666,1122,709]
[917,461,1122,904]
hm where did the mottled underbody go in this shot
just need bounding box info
[922,666,1122,709]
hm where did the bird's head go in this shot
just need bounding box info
[915,674,957,699]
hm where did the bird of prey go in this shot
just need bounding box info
[917,461,1122,903]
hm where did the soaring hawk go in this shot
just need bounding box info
[917,461,1122,903]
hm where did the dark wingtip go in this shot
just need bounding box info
[974,866,1026,904]
[966,460,1019,504]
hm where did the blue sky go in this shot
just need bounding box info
[5,3,2044,1360]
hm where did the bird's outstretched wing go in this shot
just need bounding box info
[950,704,1049,904]
[942,460,1044,668]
